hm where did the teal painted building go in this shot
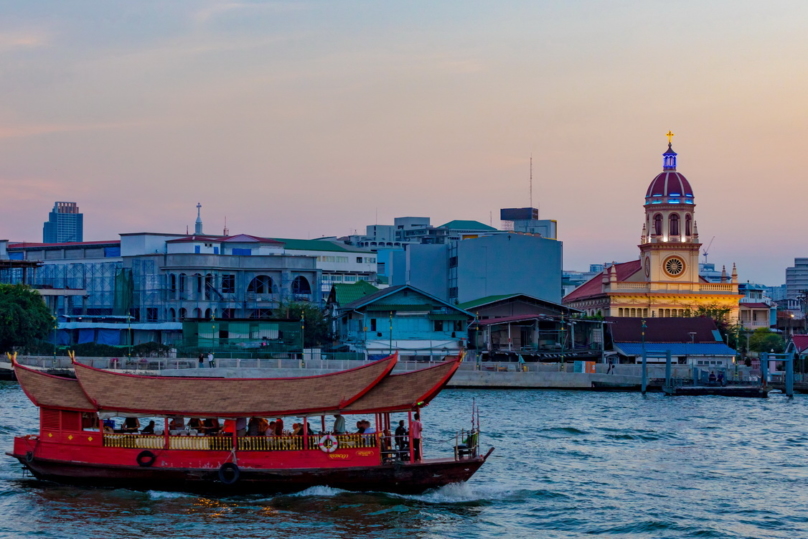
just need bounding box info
[335,284,474,360]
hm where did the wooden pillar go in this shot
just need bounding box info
[407,410,414,463]
[163,418,170,449]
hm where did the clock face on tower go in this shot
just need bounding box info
[663,256,686,277]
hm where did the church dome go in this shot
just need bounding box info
[645,171,694,198]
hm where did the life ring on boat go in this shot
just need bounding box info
[24,451,35,464]
[136,450,157,467]
[318,435,339,453]
[218,462,240,485]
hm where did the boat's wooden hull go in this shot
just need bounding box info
[11,453,488,495]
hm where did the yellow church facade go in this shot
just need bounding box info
[563,134,742,320]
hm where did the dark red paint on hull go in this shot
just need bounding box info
[14,454,488,495]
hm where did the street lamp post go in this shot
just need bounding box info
[127,313,132,360]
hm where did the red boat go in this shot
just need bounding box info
[8,354,492,494]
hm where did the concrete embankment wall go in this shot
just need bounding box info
[9,356,740,390]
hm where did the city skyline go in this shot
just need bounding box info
[2,1,807,284]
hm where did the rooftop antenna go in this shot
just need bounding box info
[702,236,715,264]
[186,225,189,235]
[530,154,533,210]
[490,211,493,226]
[223,216,229,236]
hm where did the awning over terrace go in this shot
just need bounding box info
[73,355,397,417]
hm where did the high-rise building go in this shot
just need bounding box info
[43,202,83,243]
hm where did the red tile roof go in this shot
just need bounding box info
[791,335,808,353]
[607,316,720,343]
[563,260,642,302]
[740,303,771,309]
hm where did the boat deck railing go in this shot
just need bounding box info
[101,433,379,451]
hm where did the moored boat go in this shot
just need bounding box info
[7,353,492,494]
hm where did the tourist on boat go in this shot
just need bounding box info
[363,420,376,434]
[188,417,203,432]
[222,419,236,437]
[292,423,302,435]
[274,418,284,436]
[709,371,717,385]
[394,420,407,452]
[247,417,268,436]
[141,421,156,434]
[169,416,185,432]
[266,421,276,436]
[203,417,220,435]
[333,414,346,434]
[411,413,423,461]
[355,421,366,434]
[236,417,247,437]
[103,418,116,434]
[122,417,140,433]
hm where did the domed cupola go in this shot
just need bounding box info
[644,135,695,206]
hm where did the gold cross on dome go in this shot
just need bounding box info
[666,131,675,143]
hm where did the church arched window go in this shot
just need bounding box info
[654,214,662,236]
[685,214,692,236]
[669,214,680,236]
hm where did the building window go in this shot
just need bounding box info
[434,320,444,332]
[654,214,662,236]
[169,274,177,293]
[292,276,312,296]
[619,308,623,317]
[194,245,201,254]
[370,319,377,331]
[179,308,187,320]
[356,257,363,263]
[449,256,458,268]
[669,214,680,236]
[146,308,158,322]
[248,275,273,294]
[222,274,235,294]
[213,247,219,255]
[685,214,692,236]
[449,287,458,299]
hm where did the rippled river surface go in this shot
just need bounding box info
[1,381,807,539]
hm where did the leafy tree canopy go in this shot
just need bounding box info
[278,302,332,348]
[0,284,55,353]
[748,327,785,353]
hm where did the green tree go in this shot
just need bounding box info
[279,301,332,348]
[0,284,55,353]
[748,327,785,353]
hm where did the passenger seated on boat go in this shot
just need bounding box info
[266,421,276,436]
[292,423,303,436]
[355,421,365,434]
[169,417,185,432]
[103,419,116,434]
[223,420,236,437]
[122,417,140,433]
[456,431,479,458]
[248,417,269,436]
[141,421,156,435]
[274,418,284,436]
[363,420,376,434]
[236,417,247,437]
[188,418,203,432]
[203,417,221,435]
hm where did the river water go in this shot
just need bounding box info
[1,380,807,539]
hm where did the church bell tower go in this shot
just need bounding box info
[639,132,701,285]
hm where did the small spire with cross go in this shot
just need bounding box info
[666,130,675,144]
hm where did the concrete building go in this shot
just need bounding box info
[786,258,808,300]
[400,233,563,305]
[738,282,777,331]
[500,208,557,239]
[564,137,742,320]
[43,202,83,243]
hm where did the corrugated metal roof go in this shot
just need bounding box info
[438,220,497,231]
[271,238,369,253]
[58,322,182,330]
[332,281,379,305]
[614,342,736,356]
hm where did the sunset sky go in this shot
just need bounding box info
[1,1,807,284]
